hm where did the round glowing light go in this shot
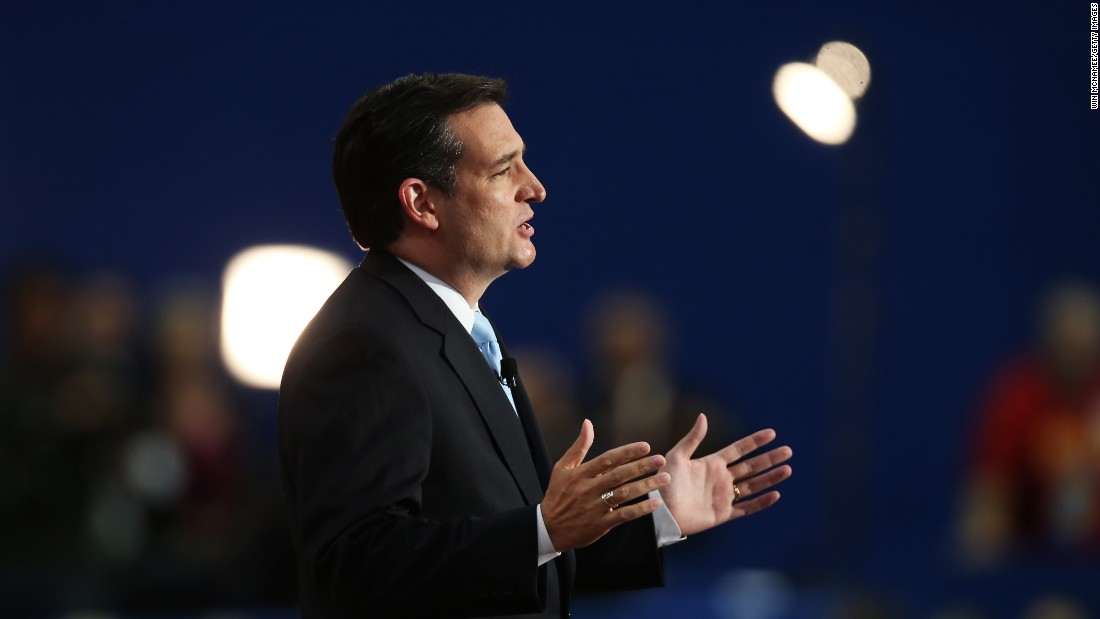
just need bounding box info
[815,41,871,99]
[220,245,352,389]
[772,62,857,145]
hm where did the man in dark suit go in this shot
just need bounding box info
[278,73,793,618]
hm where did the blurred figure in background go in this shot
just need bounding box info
[0,262,87,603]
[151,283,244,567]
[960,282,1100,565]
[583,290,736,456]
[114,282,251,607]
[0,265,295,614]
[511,346,584,460]
[0,266,146,608]
[1022,595,1090,619]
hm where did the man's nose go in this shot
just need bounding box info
[529,177,547,204]
[521,167,547,204]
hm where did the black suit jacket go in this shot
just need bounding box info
[278,251,663,618]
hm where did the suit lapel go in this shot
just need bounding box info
[441,333,543,504]
[496,336,553,491]
[363,251,544,505]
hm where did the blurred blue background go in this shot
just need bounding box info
[2,1,1099,617]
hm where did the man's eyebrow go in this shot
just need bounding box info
[491,143,527,168]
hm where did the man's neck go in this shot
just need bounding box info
[386,245,492,308]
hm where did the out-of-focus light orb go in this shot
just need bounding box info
[221,245,351,389]
[772,62,857,145]
[815,41,871,99]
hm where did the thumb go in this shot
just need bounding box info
[670,413,707,460]
[561,419,594,469]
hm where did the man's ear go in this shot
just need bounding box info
[397,178,440,231]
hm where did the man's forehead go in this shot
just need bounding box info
[448,104,523,165]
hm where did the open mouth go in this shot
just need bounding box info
[519,222,533,231]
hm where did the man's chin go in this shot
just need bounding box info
[505,251,536,271]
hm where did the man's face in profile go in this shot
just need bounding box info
[429,104,546,277]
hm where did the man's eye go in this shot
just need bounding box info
[491,167,509,178]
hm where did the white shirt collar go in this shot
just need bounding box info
[395,257,478,334]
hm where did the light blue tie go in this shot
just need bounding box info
[471,311,516,412]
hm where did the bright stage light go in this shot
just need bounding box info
[815,41,871,99]
[772,41,870,146]
[772,62,857,145]
[220,245,351,389]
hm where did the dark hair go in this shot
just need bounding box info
[332,73,508,250]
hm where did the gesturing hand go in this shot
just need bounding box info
[660,414,792,536]
[541,419,671,552]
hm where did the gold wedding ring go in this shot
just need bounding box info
[732,483,742,501]
[600,489,616,509]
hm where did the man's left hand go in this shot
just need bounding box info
[659,414,792,536]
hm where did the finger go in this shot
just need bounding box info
[669,413,707,460]
[728,445,792,481]
[735,464,792,498]
[731,490,782,519]
[716,428,777,464]
[608,471,671,506]
[559,419,594,470]
[606,495,663,525]
[600,454,666,490]
[577,440,651,478]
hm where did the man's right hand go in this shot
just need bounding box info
[541,419,671,551]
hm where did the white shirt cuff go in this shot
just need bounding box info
[536,504,562,566]
[652,490,686,547]
[536,493,683,566]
